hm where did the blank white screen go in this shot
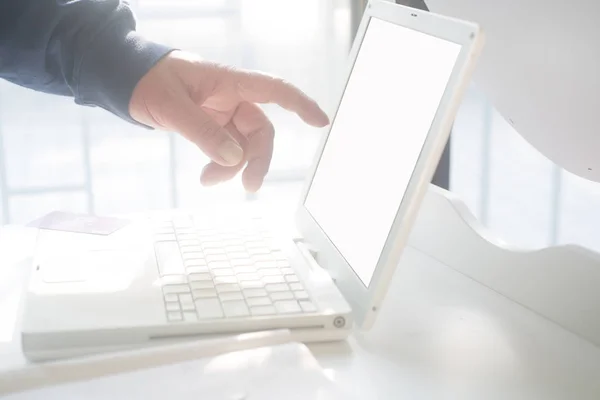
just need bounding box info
[305,17,461,286]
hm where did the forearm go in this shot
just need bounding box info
[0,0,174,123]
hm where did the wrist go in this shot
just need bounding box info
[75,16,175,126]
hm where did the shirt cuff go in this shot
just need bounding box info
[75,19,175,127]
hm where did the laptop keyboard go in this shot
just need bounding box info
[153,214,317,322]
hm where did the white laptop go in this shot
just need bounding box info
[19,0,484,361]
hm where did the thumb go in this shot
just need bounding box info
[165,97,244,166]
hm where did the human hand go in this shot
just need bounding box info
[129,50,329,192]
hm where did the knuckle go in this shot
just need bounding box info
[198,120,223,143]
[264,121,275,138]
[262,76,281,98]
[273,77,292,92]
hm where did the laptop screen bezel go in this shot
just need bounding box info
[294,0,484,329]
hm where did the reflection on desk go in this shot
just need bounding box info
[312,246,600,399]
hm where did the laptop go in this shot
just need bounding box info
[19,0,484,361]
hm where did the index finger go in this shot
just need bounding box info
[235,71,330,127]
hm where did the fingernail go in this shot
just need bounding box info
[218,141,243,165]
[318,112,330,126]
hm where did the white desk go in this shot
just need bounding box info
[1,189,600,399]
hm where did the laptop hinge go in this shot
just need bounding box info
[293,239,323,271]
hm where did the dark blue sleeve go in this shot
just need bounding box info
[0,0,175,125]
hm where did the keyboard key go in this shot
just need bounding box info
[280,267,295,275]
[179,239,201,247]
[190,281,214,290]
[213,268,234,277]
[275,300,301,314]
[202,241,224,249]
[164,293,178,302]
[248,247,270,255]
[209,261,231,269]
[250,305,276,316]
[181,303,196,312]
[179,293,194,307]
[245,241,267,249]
[197,228,217,236]
[244,235,262,244]
[220,235,239,243]
[179,293,193,302]
[155,233,176,242]
[244,288,268,298]
[186,266,209,274]
[285,274,300,283]
[238,273,260,282]
[276,260,291,268]
[260,268,281,277]
[220,292,244,302]
[188,273,212,282]
[272,251,287,260]
[233,266,256,275]
[192,288,217,298]
[255,260,277,269]
[271,292,294,301]
[216,283,241,293]
[241,281,264,291]
[252,254,274,262]
[214,276,237,285]
[223,240,244,247]
[156,227,175,235]
[182,252,204,261]
[203,247,225,255]
[167,311,183,321]
[183,258,208,268]
[225,245,246,253]
[263,275,285,284]
[289,283,303,291]
[180,245,203,253]
[166,302,180,312]
[247,296,272,307]
[222,301,249,317]
[183,311,198,322]
[175,227,196,235]
[155,241,185,276]
[177,233,199,241]
[299,300,317,313]
[163,284,190,295]
[294,291,309,300]
[160,275,187,286]
[206,254,228,262]
[266,283,289,293]
[184,259,207,268]
[231,261,255,270]
[195,298,223,319]
[229,252,251,260]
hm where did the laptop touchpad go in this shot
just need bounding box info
[40,250,143,286]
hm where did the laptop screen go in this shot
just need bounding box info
[304,16,462,287]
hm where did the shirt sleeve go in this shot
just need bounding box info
[0,0,175,125]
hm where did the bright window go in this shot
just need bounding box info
[1,0,599,255]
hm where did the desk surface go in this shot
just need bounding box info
[0,225,599,399]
